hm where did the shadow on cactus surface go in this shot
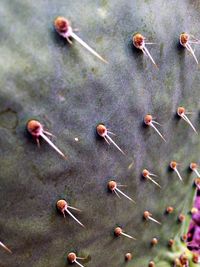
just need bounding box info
[0,0,200,266]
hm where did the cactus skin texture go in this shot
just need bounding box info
[0,0,200,266]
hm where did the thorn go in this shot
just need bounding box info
[152,120,162,126]
[68,205,82,212]
[70,32,108,63]
[43,130,55,137]
[96,124,125,155]
[194,169,200,177]
[54,17,107,63]
[121,232,137,240]
[148,216,161,225]
[40,132,67,159]
[57,200,84,227]
[67,252,85,267]
[182,114,197,134]
[150,122,166,142]
[115,188,135,203]
[143,46,158,68]
[114,227,136,240]
[107,131,116,136]
[66,37,73,44]
[66,209,85,228]
[142,169,161,188]
[104,136,110,145]
[0,241,12,254]
[36,138,40,148]
[27,119,67,159]
[174,168,183,182]
[106,135,125,155]
[108,181,135,203]
[144,115,166,142]
[74,260,85,267]
[132,33,158,67]
[177,107,197,133]
[170,161,183,181]
[114,189,121,199]
[147,176,161,188]
[144,211,161,225]
[186,43,199,64]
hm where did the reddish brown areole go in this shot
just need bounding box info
[125,253,132,261]
[133,33,144,48]
[178,214,185,223]
[180,33,189,45]
[67,252,77,263]
[148,261,155,267]
[108,180,117,191]
[166,206,174,214]
[168,239,174,247]
[54,17,70,34]
[114,227,123,237]
[179,253,189,265]
[190,162,198,170]
[181,234,187,242]
[151,238,158,246]
[177,107,185,116]
[57,199,67,215]
[27,120,43,138]
[144,114,153,125]
[144,211,151,219]
[96,124,107,137]
[170,161,177,170]
[142,169,149,178]
[192,253,199,264]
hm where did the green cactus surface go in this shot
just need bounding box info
[0,0,200,266]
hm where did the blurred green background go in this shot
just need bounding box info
[0,0,199,266]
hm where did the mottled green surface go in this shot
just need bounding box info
[0,0,200,266]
